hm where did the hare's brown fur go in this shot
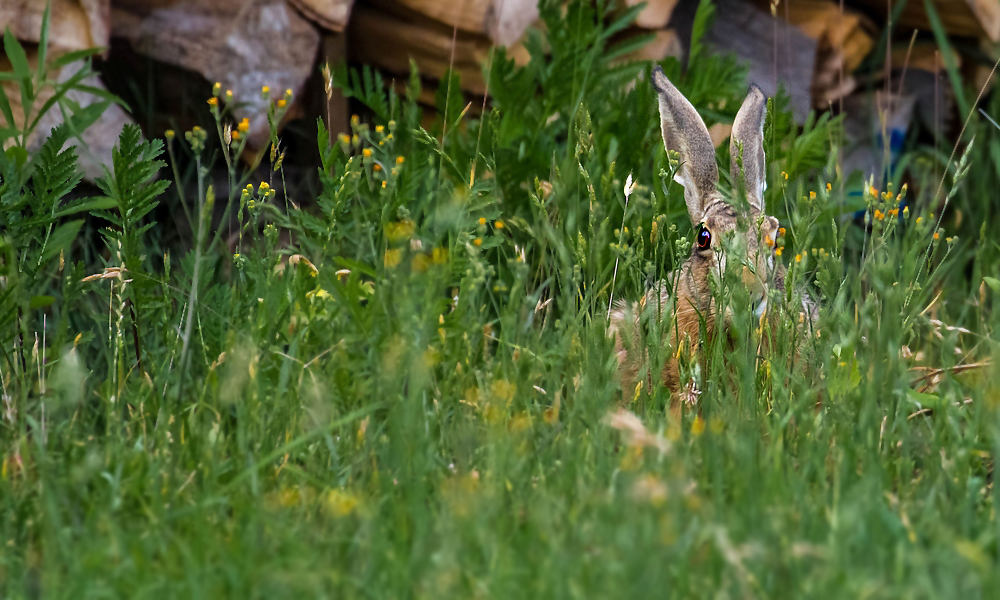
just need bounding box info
[609,67,813,402]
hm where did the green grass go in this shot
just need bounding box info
[2,1,1000,597]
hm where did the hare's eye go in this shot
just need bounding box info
[697,227,712,250]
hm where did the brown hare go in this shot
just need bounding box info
[609,67,817,402]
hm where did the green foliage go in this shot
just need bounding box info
[1,0,999,597]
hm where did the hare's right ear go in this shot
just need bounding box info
[651,66,718,225]
[729,85,767,213]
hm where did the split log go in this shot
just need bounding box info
[777,0,875,107]
[367,0,539,46]
[0,0,110,52]
[112,0,321,153]
[286,0,354,32]
[349,3,530,97]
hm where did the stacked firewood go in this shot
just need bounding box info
[2,0,998,180]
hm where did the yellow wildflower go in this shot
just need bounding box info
[775,247,783,257]
[826,182,832,191]
[207,97,218,106]
[362,148,372,158]
[276,99,287,108]
[261,85,270,95]
[795,254,802,263]
[238,118,250,132]
[809,191,816,199]
[384,248,402,268]
[474,238,483,246]
[375,125,384,133]
[494,220,505,229]
[478,217,487,226]
[396,156,404,164]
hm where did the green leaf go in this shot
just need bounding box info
[69,85,129,113]
[49,47,103,71]
[3,28,31,82]
[0,71,18,138]
[40,219,84,263]
[37,2,51,79]
[26,67,94,136]
[5,145,28,168]
[29,295,55,310]
[907,389,943,410]
[922,0,969,117]
[54,196,117,218]
[984,277,1000,293]
[4,27,34,111]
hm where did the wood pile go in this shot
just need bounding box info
[2,0,998,180]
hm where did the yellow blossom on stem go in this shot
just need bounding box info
[809,191,816,199]
[795,254,802,263]
[276,99,287,108]
[775,247,783,257]
[478,217,486,226]
[933,232,940,240]
[261,85,270,96]
[375,125,384,133]
[373,164,382,172]
[165,130,175,140]
[396,156,404,164]
[494,220,505,229]
[213,82,221,95]
[826,182,832,191]
[362,148,372,158]
[781,171,788,180]
[473,238,483,246]
[874,209,884,220]
[207,97,218,107]
[238,118,250,132]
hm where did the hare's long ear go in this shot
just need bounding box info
[729,85,767,213]
[651,66,718,225]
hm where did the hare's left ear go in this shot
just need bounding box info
[729,85,767,213]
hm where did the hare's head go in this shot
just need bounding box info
[652,67,779,318]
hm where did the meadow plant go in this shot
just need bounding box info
[1,0,998,596]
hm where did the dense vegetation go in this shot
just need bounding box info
[2,1,999,596]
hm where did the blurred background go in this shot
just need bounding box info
[2,0,998,234]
